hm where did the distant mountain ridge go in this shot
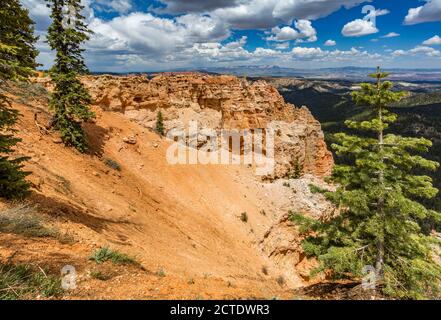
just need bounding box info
[199,66,441,82]
[88,66,441,82]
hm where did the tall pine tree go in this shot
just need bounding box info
[46,0,94,153]
[292,67,441,299]
[0,0,39,199]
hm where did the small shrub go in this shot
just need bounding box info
[276,275,285,286]
[156,267,166,277]
[7,82,49,105]
[54,175,72,195]
[288,157,303,179]
[260,210,266,216]
[89,247,138,266]
[309,184,327,194]
[156,110,165,136]
[262,266,269,275]
[103,158,121,171]
[0,205,76,244]
[90,270,113,281]
[0,262,63,300]
[0,205,57,238]
[89,247,111,264]
[288,211,315,234]
[240,212,248,223]
[57,232,76,245]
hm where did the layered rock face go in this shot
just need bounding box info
[28,73,335,287]
[37,73,333,178]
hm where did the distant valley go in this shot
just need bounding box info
[198,66,441,83]
[97,66,441,83]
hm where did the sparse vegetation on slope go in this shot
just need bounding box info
[103,158,121,171]
[0,262,62,300]
[90,269,113,281]
[0,205,75,243]
[90,247,139,267]
[0,205,55,238]
[156,267,166,277]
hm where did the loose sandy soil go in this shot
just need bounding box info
[0,90,321,299]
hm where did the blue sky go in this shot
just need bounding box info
[21,0,441,71]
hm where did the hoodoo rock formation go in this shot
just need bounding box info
[73,73,333,179]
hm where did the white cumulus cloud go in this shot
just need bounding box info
[93,0,132,14]
[20,0,52,30]
[22,0,441,70]
[404,0,441,25]
[410,46,441,57]
[266,20,317,42]
[291,46,325,59]
[155,0,240,14]
[272,0,370,21]
[342,19,378,37]
[324,39,336,46]
[290,46,380,62]
[392,46,441,57]
[275,42,290,50]
[211,0,371,29]
[86,12,230,56]
[423,35,441,45]
[381,32,400,38]
[364,8,390,19]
